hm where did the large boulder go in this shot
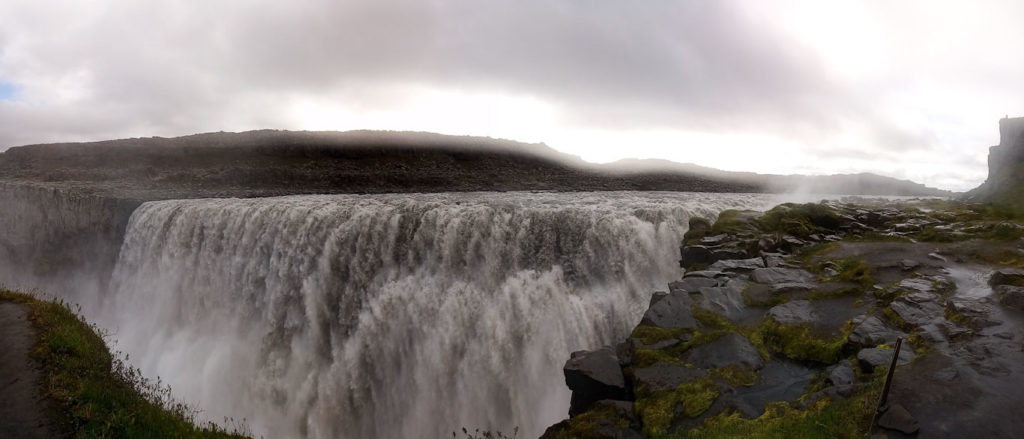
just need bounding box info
[680,245,713,268]
[990,268,1024,287]
[750,267,816,285]
[685,332,765,370]
[640,292,698,330]
[996,285,1024,310]
[564,347,629,416]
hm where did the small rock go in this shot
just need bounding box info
[823,268,839,278]
[900,259,920,271]
[927,252,947,262]
[710,247,750,262]
[889,295,944,328]
[993,331,1014,340]
[857,347,915,372]
[877,403,919,434]
[897,278,935,294]
[827,361,856,386]
[848,316,904,348]
[700,234,730,245]
[683,270,726,279]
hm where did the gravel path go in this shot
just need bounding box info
[0,301,59,438]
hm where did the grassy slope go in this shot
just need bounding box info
[0,289,249,439]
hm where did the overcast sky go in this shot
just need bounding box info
[2,1,1022,191]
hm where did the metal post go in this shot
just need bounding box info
[869,337,903,435]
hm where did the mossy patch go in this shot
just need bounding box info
[691,306,732,331]
[756,319,848,365]
[636,378,719,437]
[757,203,840,239]
[546,404,629,439]
[708,365,758,387]
[632,325,689,346]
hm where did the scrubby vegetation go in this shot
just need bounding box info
[0,289,249,439]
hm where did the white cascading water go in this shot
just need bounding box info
[101,191,781,438]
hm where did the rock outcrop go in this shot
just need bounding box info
[966,116,1024,206]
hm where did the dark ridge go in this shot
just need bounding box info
[0,130,760,199]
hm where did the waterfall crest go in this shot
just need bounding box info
[106,192,775,438]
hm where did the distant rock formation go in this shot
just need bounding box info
[965,117,1024,205]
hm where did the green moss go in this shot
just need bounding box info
[633,331,730,368]
[632,325,689,346]
[636,378,719,437]
[756,319,847,365]
[710,210,758,237]
[0,290,249,439]
[757,203,840,239]
[883,307,911,331]
[548,404,629,438]
[691,306,733,331]
[709,365,758,387]
[666,367,888,439]
[792,242,838,266]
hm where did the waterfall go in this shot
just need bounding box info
[104,191,777,438]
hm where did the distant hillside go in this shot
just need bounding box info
[0,130,950,199]
[606,158,952,196]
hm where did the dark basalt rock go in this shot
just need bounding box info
[633,362,707,392]
[995,285,1024,310]
[708,257,765,273]
[685,333,765,370]
[669,277,719,294]
[827,360,856,386]
[749,267,816,284]
[639,292,697,330]
[889,293,944,328]
[767,300,815,325]
[564,347,628,416]
[681,245,713,268]
[856,347,915,373]
[990,268,1024,287]
[877,403,919,435]
[848,316,905,348]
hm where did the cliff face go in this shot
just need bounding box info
[966,117,1024,204]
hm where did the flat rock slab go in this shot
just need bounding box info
[685,332,765,370]
[709,258,765,273]
[857,347,915,372]
[0,302,58,439]
[669,277,719,294]
[878,403,920,434]
[889,295,944,328]
[633,362,707,392]
[767,300,815,325]
[750,267,816,285]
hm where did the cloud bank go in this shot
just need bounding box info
[2,0,1023,190]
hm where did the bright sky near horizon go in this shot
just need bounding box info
[1,1,1022,191]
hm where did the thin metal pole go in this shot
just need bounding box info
[869,337,903,435]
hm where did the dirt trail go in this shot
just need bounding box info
[0,301,59,438]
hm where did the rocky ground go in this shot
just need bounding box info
[542,199,1024,438]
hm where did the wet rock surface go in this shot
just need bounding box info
[549,198,1024,438]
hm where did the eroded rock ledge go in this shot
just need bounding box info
[543,199,1024,438]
